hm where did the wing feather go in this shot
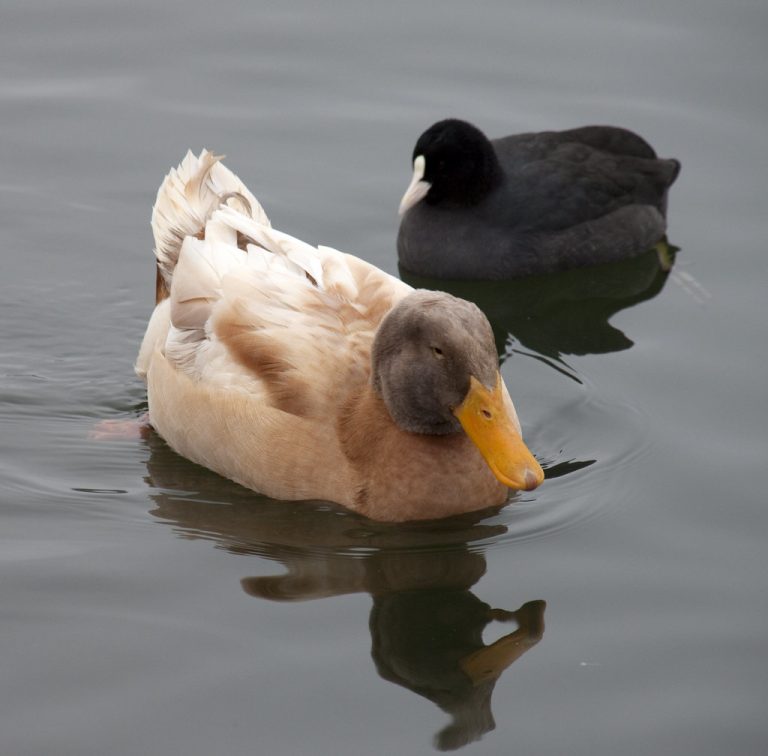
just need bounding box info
[213,205,325,288]
[145,151,413,422]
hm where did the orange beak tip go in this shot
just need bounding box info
[496,463,544,492]
[524,466,545,491]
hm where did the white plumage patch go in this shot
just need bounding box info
[151,149,269,288]
[213,205,325,289]
[141,149,411,415]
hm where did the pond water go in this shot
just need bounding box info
[1,1,766,754]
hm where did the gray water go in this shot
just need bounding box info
[2,1,766,754]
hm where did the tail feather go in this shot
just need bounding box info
[163,190,330,372]
[151,149,270,290]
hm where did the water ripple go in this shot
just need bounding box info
[135,372,649,559]
[0,75,139,101]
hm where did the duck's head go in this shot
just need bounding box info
[372,291,544,491]
[398,119,503,215]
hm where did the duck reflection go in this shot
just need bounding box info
[143,432,546,751]
[400,244,676,359]
[369,590,544,751]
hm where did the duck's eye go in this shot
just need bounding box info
[481,409,492,419]
[431,346,444,359]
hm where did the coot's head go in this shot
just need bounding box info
[398,119,503,214]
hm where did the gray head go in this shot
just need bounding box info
[371,290,498,435]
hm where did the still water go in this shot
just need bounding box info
[1,1,766,754]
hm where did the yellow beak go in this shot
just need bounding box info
[453,374,545,491]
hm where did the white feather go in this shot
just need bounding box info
[143,150,413,409]
[135,298,170,379]
[212,205,325,289]
[151,149,269,285]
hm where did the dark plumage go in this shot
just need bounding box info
[397,119,680,280]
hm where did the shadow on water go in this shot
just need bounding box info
[400,245,676,361]
[143,432,546,752]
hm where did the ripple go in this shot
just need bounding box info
[139,370,650,560]
[2,274,650,557]
[482,388,651,547]
[0,75,139,101]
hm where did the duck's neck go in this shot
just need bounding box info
[338,384,508,521]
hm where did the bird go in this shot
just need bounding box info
[397,119,680,280]
[136,150,544,522]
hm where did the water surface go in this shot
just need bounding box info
[2,1,767,754]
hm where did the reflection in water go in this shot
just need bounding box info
[144,433,546,751]
[401,245,676,360]
[369,591,544,751]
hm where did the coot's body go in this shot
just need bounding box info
[397,120,680,280]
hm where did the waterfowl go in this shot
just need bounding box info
[136,150,543,522]
[398,119,681,280]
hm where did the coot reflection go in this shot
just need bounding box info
[400,245,676,360]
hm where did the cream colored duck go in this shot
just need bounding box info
[136,150,544,522]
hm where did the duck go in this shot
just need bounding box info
[136,150,544,522]
[397,119,681,280]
